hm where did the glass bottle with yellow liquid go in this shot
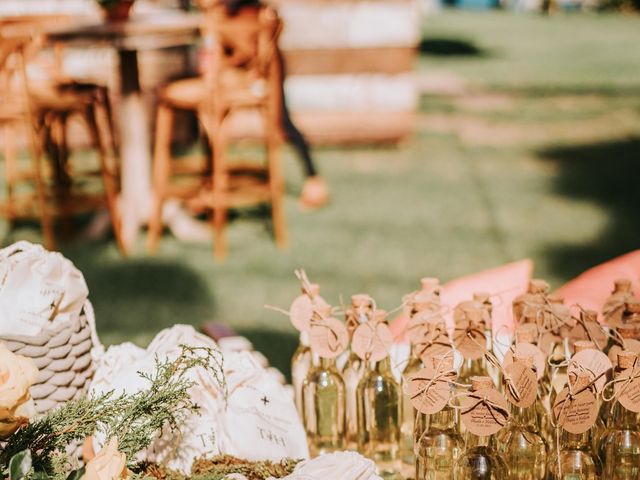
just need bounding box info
[453,376,508,480]
[497,354,547,480]
[342,294,374,450]
[456,304,491,386]
[415,355,463,480]
[600,351,640,479]
[358,354,402,477]
[292,330,313,421]
[545,373,601,480]
[302,355,346,456]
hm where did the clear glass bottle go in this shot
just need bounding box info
[600,351,640,479]
[415,356,463,480]
[497,355,547,480]
[292,331,312,421]
[545,374,601,480]
[302,356,346,456]
[402,342,424,465]
[357,355,401,476]
[454,376,508,480]
[343,294,373,450]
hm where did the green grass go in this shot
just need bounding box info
[3,10,640,379]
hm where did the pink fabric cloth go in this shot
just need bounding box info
[554,250,640,321]
[390,259,533,342]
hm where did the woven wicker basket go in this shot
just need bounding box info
[1,301,97,414]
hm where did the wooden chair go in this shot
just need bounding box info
[0,18,124,252]
[0,33,54,247]
[147,4,287,260]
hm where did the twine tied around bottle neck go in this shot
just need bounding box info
[403,350,468,398]
[601,357,640,403]
[448,390,510,428]
[466,331,527,405]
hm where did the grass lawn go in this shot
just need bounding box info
[4,10,640,378]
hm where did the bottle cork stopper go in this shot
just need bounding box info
[618,324,636,339]
[306,283,320,296]
[513,352,534,368]
[574,340,596,353]
[461,303,484,324]
[471,376,494,391]
[473,292,491,304]
[420,277,440,291]
[529,279,550,294]
[614,278,632,293]
[520,304,541,324]
[581,310,598,323]
[432,354,455,371]
[625,300,640,314]
[351,294,372,308]
[618,351,637,370]
[515,323,538,344]
[569,372,592,391]
[373,309,387,323]
[548,294,564,305]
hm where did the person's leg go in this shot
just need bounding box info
[277,51,329,208]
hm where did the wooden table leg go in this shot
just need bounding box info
[118,49,153,252]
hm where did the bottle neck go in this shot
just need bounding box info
[560,429,592,450]
[319,357,337,370]
[427,404,457,432]
[465,431,495,449]
[300,331,310,347]
[510,403,538,429]
[374,356,393,374]
[611,395,640,429]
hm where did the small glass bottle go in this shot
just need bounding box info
[513,279,550,326]
[415,355,463,480]
[291,282,324,420]
[545,373,601,480]
[343,294,374,450]
[453,376,508,480]
[292,330,312,420]
[457,304,491,387]
[302,355,346,456]
[496,354,547,480]
[600,351,640,479]
[357,354,402,476]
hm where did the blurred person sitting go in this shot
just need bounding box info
[202,0,329,210]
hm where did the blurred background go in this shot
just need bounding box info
[1,0,639,378]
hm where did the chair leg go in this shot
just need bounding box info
[147,103,174,254]
[86,102,126,254]
[48,113,73,242]
[265,114,287,249]
[27,116,55,250]
[210,111,228,261]
[4,124,18,224]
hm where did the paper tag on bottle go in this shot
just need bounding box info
[408,365,452,415]
[309,317,348,358]
[416,329,453,364]
[504,361,537,408]
[552,386,598,434]
[454,323,486,360]
[616,368,640,413]
[289,294,328,332]
[351,321,393,362]
[460,388,509,436]
[568,322,607,352]
[569,349,612,393]
[503,343,546,381]
[608,340,640,364]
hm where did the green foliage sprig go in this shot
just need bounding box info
[1,345,226,477]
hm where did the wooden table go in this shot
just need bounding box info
[47,12,201,252]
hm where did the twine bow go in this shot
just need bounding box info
[448,391,510,427]
[602,358,640,403]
